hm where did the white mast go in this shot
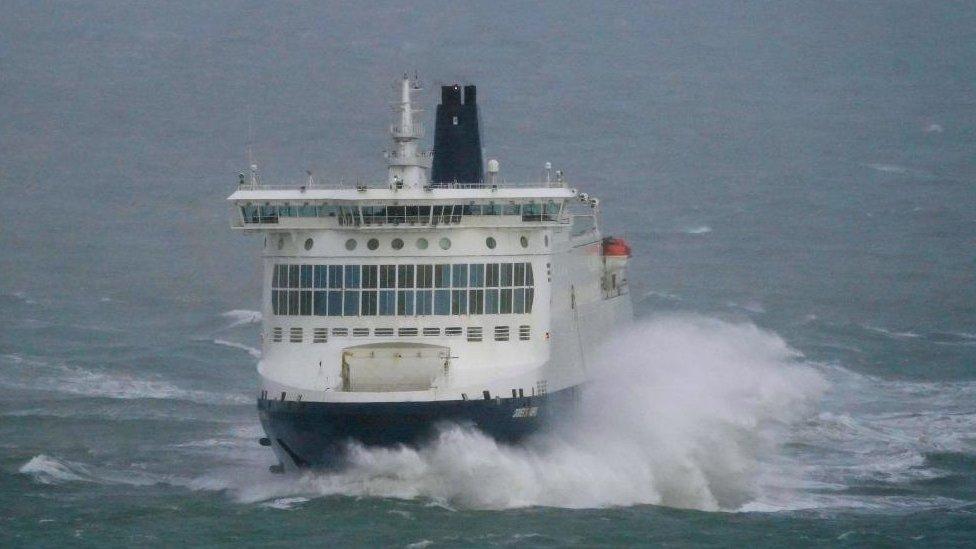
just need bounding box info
[387,74,428,190]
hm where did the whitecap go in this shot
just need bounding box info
[19,455,92,485]
[221,309,262,328]
[261,497,309,510]
[923,123,944,133]
[641,290,682,302]
[213,339,261,358]
[866,163,909,174]
[863,325,922,340]
[684,225,712,235]
[0,354,250,405]
[20,455,173,487]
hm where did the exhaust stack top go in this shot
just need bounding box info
[431,84,483,186]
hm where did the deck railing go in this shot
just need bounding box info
[235,179,569,192]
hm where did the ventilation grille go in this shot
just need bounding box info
[466,327,483,342]
[423,327,441,337]
[374,328,394,337]
[331,327,348,337]
[494,326,510,341]
[445,327,462,337]
[313,328,328,343]
[398,327,418,337]
[353,328,370,337]
[289,327,303,343]
[271,327,283,343]
[519,325,531,341]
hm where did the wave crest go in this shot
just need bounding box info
[231,316,826,511]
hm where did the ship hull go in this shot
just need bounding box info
[258,385,581,469]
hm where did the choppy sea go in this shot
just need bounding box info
[1,2,974,546]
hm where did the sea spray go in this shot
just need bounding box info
[237,316,826,511]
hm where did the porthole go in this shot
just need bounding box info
[439,237,451,250]
[391,238,404,250]
[277,237,285,250]
[486,237,496,249]
[345,238,357,251]
[416,238,429,250]
[304,238,313,251]
[367,238,379,250]
[520,236,529,248]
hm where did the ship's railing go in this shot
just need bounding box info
[235,180,569,191]
[390,123,425,138]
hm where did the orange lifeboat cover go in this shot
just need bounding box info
[602,237,632,257]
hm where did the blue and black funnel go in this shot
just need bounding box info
[431,84,483,186]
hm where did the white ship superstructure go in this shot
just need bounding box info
[228,76,632,469]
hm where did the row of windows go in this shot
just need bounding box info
[287,235,534,253]
[271,287,534,316]
[271,263,535,316]
[242,201,560,225]
[270,325,532,342]
[272,263,534,289]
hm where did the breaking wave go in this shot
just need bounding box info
[213,338,262,358]
[19,454,162,486]
[221,309,262,328]
[863,324,922,340]
[19,455,92,485]
[25,316,972,515]
[227,317,829,511]
[683,225,712,235]
[0,353,250,405]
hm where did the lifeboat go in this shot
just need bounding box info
[602,237,632,258]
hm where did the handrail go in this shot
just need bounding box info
[235,180,569,191]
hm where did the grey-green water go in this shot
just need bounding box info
[1,2,974,546]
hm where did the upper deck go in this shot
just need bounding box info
[227,76,598,232]
[228,180,583,230]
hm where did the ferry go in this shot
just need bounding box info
[228,76,633,470]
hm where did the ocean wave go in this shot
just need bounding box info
[867,163,909,174]
[863,325,922,340]
[223,317,828,512]
[683,225,712,235]
[1,291,38,305]
[261,497,310,510]
[0,353,250,405]
[212,339,261,358]
[19,455,92,485]
[19,454,163,487]
[726,300,766,314]
[640,290,682,302]
[221,309,262,328]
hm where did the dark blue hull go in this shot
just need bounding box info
[258,386,581,469]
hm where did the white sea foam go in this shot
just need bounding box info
[867,163,909,174]
[213,338,262,358]
[227,317,828,511]
[20,455,92,485]
[863,325,922,340]
[0,353,250,405]
[726,300,766,314]
[221,309,262,328]
[923,123,944,134]
[641,290,682,302]
[261,497,309,510]
[20,454,171,487]
[684,225,712,235]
